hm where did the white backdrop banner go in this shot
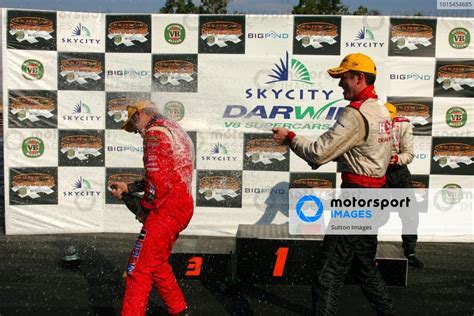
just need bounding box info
[2,10,473,240]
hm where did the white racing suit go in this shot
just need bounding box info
[288,85,395,315]
[386,117,419,257]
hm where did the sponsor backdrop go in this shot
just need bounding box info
[2,10,473,240]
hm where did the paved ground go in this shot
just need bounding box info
[0,233,473,315]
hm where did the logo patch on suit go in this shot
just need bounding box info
[127,229,147,274]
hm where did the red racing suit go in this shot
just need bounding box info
[122,114,194,316]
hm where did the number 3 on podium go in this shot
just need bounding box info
[272,247,289,277]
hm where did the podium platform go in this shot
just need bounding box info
[170,224,408,287]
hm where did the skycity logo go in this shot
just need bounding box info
[266,51,313,84]
[63,101,101,121]
[63,177,101,197]
[222,52,344,129]
[345,27,385,48]
[201,143,237,162]
[62,23,101,45]
[221,51,348,131]
[73,101,91,114]
[73,23,90,37]
[356,27,375,40]
[211,142,228,155]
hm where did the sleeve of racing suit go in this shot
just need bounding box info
[139,126,175,210]
[290,107,365,166]
[396,121,414,166]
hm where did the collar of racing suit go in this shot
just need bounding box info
[145,113,164,130]
[349,85,378,109]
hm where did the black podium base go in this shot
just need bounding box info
[169,224,407,287]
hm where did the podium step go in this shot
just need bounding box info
[235,224,407,286]
[169,225,407,286]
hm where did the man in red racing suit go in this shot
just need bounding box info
[111,100,194,316]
